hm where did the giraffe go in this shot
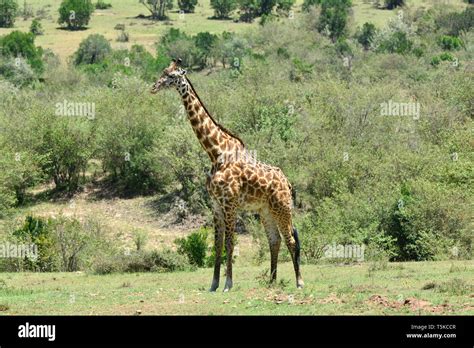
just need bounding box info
[151,59,304,291]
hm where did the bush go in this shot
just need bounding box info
[194,32,218,68]
[93,249,193,274]
[30,19,44,36]
[384,0,403,10]
[178,0,198,13]
[437,35,463,51]
[11,216,58,271]
[376,31,413,54]
[1,215,118,272]
[238,0,260,22]
[58,0,94,30]
[302,0,320,11]
[355,22,376,50]
[0,0,18,28]
[0,31,44,74]
[0,150,43,206]
[0,56,38,87]
[317,0,352,42]
[95,0,111,9]
[435,7,473,36]
[73,34,112,65]
[95,84,171,194]
[175,227,209,267]
[116,29,130,42]
[210,0,237,18]
[275,0,294,14]
[32,111,95,192]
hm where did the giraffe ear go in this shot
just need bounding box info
[179,69,187,75]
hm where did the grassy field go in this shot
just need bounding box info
[0,0,468,61]
[0,260,472,315]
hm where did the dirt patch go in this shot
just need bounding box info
[367,294,453,313]
[265,292,313,305]
[318,293,344,304]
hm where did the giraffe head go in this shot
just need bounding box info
[151,58,187,94]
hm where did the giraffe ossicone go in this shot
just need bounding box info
[152,59,304,291]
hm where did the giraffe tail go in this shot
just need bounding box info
[292,226,301,265]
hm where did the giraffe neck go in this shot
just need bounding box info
[176,76,244,165]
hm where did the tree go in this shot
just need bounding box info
[210,0,237,19]
[317,0,352,42]
[355,22,376,50]
[0,0,18,28]
[139,0,173,20]
[178,0,197,13]
[58,0,94,30]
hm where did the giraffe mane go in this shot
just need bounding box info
[184,76,246,149]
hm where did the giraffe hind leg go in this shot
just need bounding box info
[273,208,304,289]
[260,208,281,284]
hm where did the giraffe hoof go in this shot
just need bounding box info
[297,280,304,289]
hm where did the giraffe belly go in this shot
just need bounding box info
[240,200,267,212]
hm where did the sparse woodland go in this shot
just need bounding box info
[0,0,472,278]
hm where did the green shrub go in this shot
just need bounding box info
[0,31,44,74]
[93,249,193,274]
[0,56,38,87]
[376,31,413,54]
[95,85,170,194]
[194,32,218,68]
[302,0,320,12]
[34,115,94,192]
[437,35,463,51]
[0,150,43,205]
[58,0,94,30]
[210,0,237,18]
[355,22,376,50]
[435,7,473,36]
[30,19,43,36]
[275,0,294,14]
[178,0,198,13]
[175,227,209,267]
[317,0,352,42]
[238,0,260,22]
[73,34,112,65]
[95,0,111,9]
[0,0,18,28]
[384,0,403,10]
[12,215,58,272]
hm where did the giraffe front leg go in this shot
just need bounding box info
[223,208,236,292]
[210,206,225,292]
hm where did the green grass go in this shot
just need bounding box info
[0,260,472,315]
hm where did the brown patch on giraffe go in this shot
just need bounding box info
[190,117,199,126]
